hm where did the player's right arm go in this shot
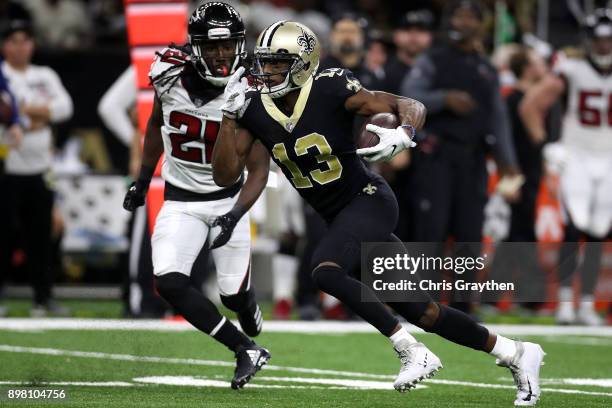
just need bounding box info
[212,116,256,187]
[519,73,566,144]
[123,94,164,211]
[211,66,256,187]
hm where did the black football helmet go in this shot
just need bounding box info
[188,2,246,86]
[584,8,612,70]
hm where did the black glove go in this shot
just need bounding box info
[209,206,245,249]
[123,180,149,212]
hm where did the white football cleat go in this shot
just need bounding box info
[497,341,545,406]
[576,306,603,326]
[555,302,575,325]
[393,341,442,392]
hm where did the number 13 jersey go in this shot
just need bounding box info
[238,68,379,221]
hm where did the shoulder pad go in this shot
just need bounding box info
[314,67,362,95]
[149,47,190,84]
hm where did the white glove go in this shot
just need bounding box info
[356,124,417,162]
[221,66,248,119]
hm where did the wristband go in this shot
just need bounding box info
[401,124,416,139]
[228,204,246,220]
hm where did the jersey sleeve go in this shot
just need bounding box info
[552,51,576,83]
[314,68,363,102]
[149,47,189,95]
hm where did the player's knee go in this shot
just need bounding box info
[155,272,190,302]
[220,290,254,312]
[311,263,342,292]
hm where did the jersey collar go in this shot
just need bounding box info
[260,77,313,133]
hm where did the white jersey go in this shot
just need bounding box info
[2,61,73,175]
[150,47,235,195]
[555,55,612,155]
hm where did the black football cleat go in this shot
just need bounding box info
[231,343,271,390]
[237,302,263,337]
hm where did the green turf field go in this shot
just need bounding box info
[0,322,611,407]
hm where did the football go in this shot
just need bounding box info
[356,112,400,149]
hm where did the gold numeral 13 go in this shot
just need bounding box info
[272,133,343,189]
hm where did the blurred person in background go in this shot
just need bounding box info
[97,66,168,318]
[520,8,612,326]
[270,174,303,320]
[381,9,434,94]
[0,20,73,317]
[320,13,382,90]
[486,46,551,315]
[401,0,520,314]
[381,10,434,242]
[0,50,23,317]
[22,0,92,49]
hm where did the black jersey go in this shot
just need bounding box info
[238,68,379,221]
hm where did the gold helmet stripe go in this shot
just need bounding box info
[260,20,286,47]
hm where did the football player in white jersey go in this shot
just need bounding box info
[122,2,271,388]
[521,8,612,325]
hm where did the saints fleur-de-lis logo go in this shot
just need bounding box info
[297,28,316,55]
[362,183,377,195]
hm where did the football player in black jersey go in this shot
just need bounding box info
[212,20,545,404]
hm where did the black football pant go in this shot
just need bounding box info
[309,178,427,336]
[0,174,53,305]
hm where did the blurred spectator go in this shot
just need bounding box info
[401,0,519,314]
[520,7,612,325]
[97,65,167,318]
[23,0,93,49]
[363,30,389,79]
[0,20,73,316]
[245,0,331,48]
[88,0,127,45]
[505,47,549,242]
[380,9,434,94]
[0,53,23,317]
[487,46,551,312]
[320,13,381,89]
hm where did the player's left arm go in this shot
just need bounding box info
[345,89,427,130]
[209,140,270,249]
[345,89,425,162]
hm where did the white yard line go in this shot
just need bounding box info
[1,318,612,336]
[0,380,134,387]
[0,344,611,397]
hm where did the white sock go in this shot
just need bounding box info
[322,293,340,308]
[389,326,417,348]
[272,254,297,301]
[558,286,573,302]
[579,295,595,311]
[490,335,517,361]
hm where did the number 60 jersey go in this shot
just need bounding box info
[149,47,241,199]
[237,68,378,222]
